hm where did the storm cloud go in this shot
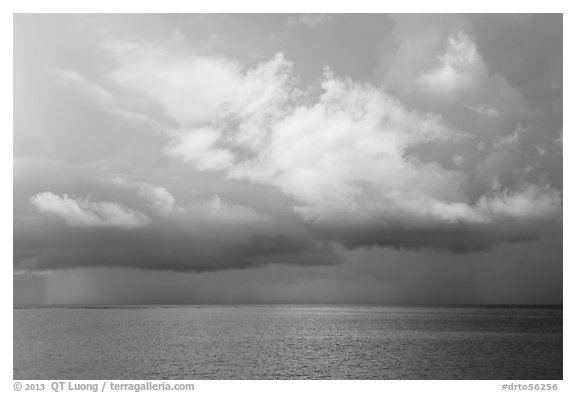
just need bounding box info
[14,14,561,283]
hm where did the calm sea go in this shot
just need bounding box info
[13,305,562,380]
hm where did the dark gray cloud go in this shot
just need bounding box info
[14,234,562,306]
[15,180,338,272]
[312,215,561,254]
[15,220,337,273]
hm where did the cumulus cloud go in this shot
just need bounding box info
[185,195,269,224]
[12,14,563,309]
[22,18,559,271]
[21,188,330,272]
[107,176,180,217]
[96,39,561,253]
[19,177,329,272]
[136,185,178,217]
[376,15,530,135]
[417,32,485,99]
[374,14,559,202]
[477,184,561,221]
[163,127,235,171]
[31,192,150,228]
[306,182,560,253]
[105,44,299,172]
[229,73,468,224]
[107,48,294,128]
[108,176,268,224]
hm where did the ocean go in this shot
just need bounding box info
[13,305,562,380]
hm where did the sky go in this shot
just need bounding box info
[13,13,563,306]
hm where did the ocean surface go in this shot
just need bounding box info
[14,305,562,380]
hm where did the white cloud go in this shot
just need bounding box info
[377,18,529,131]
[477,184,561,221]
[464,104,500,118]
[107,176,179,216]
[105,45,297,172]
[98,40,560,251]
[107,47,294,128]
[417,32,485,99]
[229,73,468,224]
[163,128,235,171]
[31,192,150,228]
[136,185,178,217]
[108,177,267,224]
[185,195,269,224]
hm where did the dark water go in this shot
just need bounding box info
[14,305,562,379]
